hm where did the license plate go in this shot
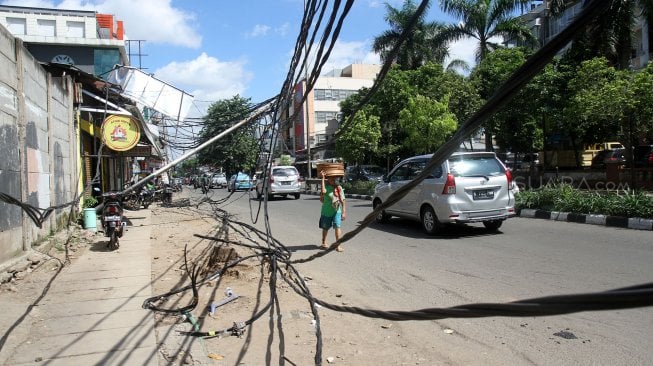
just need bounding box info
[281,181,291,185]
[473,189,494,200]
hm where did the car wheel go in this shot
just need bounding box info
[421,206,440,235]
[294,193,300,199]
[483,220,503,231]
[373,199,390,223]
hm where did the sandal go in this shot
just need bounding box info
[319,244,329,249]
[335,246,344,252]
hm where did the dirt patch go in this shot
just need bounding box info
[145,192,441,366]
[0,193,434,366]
[0,221,97,365]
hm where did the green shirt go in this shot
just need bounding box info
[321,184,345,216]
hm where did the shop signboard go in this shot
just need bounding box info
[101,115,140,152]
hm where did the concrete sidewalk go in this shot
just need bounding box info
[2,210,158,365]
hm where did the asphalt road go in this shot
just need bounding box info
[192,187,653,365]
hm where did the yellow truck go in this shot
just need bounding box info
[542,142,624,168]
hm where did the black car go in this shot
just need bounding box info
[345,164,386,182]
[633,145,653,167]
[591,149,625,169]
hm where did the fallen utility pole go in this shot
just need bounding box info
[121,100,276,195]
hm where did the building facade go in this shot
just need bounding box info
[0,5,193,203]
[289,63,380,168]
[0,5,128,77]
[521,1,651,69]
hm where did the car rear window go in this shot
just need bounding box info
[634,146,653,160]
[273,168,298,176]
[448,156,505,177]
[362,166,385,175]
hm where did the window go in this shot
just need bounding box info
[37,19,56,36]
[6,17,26,35]
[94,48,120,79]
[273,167,298,177]
[316,134,329,143]
[448,156,505,177]
[389,164,411,182]
[66,21,85,37]
[315,111,339,124]
[313,88,359,101]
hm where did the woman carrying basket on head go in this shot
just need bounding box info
[319,171,346,252]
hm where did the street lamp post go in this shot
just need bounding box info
[305,80,311,179]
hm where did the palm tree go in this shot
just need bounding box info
[372,0,449,70]
[549,0,653,70]
[439,0,536,151]
[439,0,538,63]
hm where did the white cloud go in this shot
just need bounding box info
[446,37,478,70]
[317,40,380,74]
[153,53,253,104]
[246,24,271,38]
[246,23,291,38]
[0,0,56,7]
[275,22,291,36]
[366,0,402,8]
[1,0,202,48]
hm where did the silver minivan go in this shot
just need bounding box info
[373,152,515,234]
[256,166,302,199]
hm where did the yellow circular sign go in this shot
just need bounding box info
[101,115,141,151]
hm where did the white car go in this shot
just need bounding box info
[255,166,302,200]
[210,173,227,188]
[373,152,515,235]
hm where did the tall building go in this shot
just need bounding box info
[0,5,129,77]
[0,4,191,195]
[290,63,380,167]
[520,1,651,69]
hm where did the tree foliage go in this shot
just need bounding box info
[439,0,537,63]
[471,47,543,152]
[372,0,448,70]
[176,158,199,177]
[197,95,259,175]
[399,94,457,154]
[631,62,653,138]
[339,63,477,168]
[565,58,623,144]
[336,110,381,163]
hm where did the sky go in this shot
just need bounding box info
[1,0,479,116]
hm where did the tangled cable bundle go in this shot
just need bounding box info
[2,1,651,365]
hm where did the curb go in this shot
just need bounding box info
[518,208,653,231]
[305,190,653,231]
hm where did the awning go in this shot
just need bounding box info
[77,89,164,158]
[106,66,194,121]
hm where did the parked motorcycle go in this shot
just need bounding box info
[123,185,152,210]
[99,191,125,250]
[162,184,174,205]
[139,186,154,209]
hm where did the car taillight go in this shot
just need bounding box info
[442,173,456,194]
[505,169,513,188]
[648,152,653,165]
[269,175,274,184]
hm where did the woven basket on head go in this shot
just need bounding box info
[317,162,345,177]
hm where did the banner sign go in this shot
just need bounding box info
[101,115,141,151]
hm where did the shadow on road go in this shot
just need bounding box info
[366,218,504,240]
[284,244,324,252]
